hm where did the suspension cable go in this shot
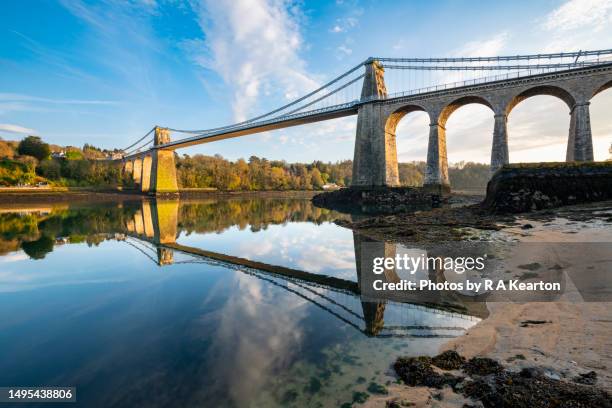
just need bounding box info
[374,48,612,63]
[382,62,604,70]
[120,127,155,152]
[165,59,368,134]
[285,74,364,116]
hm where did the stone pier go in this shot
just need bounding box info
[352,60,400,187]
[424,121,450,190]
[567,101,594,162]
[491,113,509,172]
[133,158,143,186]
[149,149,179,195]
[141,155,152,193]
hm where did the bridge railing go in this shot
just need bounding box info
[381,54,612,100]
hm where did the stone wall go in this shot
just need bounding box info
[482,162,612,213]
[312,187,440,215]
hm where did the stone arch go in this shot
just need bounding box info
[506,85,576,116]
[591,79,612,99]
[438,95,494,127]
[384,104,429,136]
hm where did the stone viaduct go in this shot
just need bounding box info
[353,60,612,191]
[121,60,612,195]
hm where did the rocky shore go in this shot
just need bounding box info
[312,187,443,215]
[386,351,611,408]
[314,168,612,407]
[483,162,612,213]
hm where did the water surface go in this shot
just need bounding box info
[0,198,481,407]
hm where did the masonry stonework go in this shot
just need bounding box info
[352,63,612,189]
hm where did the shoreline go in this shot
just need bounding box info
[0,188,319,205]
[351,200,612,407]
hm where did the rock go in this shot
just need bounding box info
[367,382,389,395]
[483,162,612,214]
[463,357,504,376]
[393,356,462,388]
[573,371,598,385]
[312,187,442,215]
[520,320,551,327]
[521,223,534,229]
[431,350,466,370]
[394,353,612,408]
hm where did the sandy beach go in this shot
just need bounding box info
[359,202,612,407]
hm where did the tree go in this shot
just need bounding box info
[38,159,62,180]
[0,139,15,158]
[311,168,324,189]
[17,136,50,161]
[21,235,54,259]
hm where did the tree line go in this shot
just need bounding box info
[176,155,491,190]
[0,136,124,187]
[0,135,492,190]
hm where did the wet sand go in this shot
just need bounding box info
[356,201,612,407]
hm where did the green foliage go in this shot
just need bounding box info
[0,159,36,186]
[38,159,62,180]
[449,162,491,190]
[176,155,492,191]
[17,136,50,161]
[176,154,353,191]
[65,150,84,160]
[21,235,54,259]
[36,158,122,186]
[399,162,426,186]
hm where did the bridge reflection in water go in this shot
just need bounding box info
[124,199,486,339]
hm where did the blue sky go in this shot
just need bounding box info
[1,0,611,163]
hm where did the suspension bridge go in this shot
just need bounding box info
[117,49,612,195]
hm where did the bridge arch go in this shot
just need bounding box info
[506,85,578,163]
[588,79,612,160]
[384,104,429,136]
[438,95,495,128]
[384,104,430,186]
[591,79,612,99]
[505,85,576,116]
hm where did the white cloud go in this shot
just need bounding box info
[188,0,319,122]
[454,32,508,57]
[337,45,353,57]
[544,0,612,31]
[329,16,359,33]
[0,93,118,106]
[0,123,36,135]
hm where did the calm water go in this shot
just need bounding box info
[0,198,481,407]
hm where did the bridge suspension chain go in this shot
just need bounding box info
[381,62,605,70]
[119,127,155,153]
[379,48,612,99]
[165,60,368,136]
[374,48,612,63]
[117,48,612,158]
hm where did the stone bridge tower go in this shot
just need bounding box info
[149,127,179,195]
[123,127,179,196]
[351,59,400,188]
